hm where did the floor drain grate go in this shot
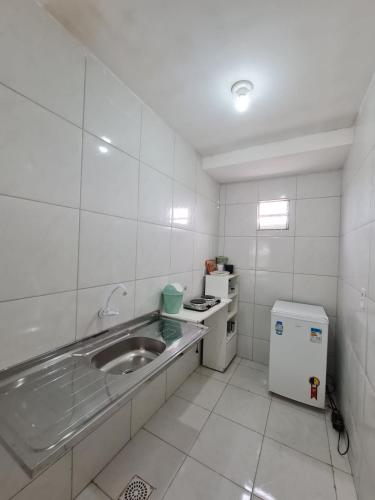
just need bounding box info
[119,475,154,500]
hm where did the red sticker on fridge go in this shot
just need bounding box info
[309,376,320,400]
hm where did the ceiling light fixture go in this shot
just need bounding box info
[231,80,254,113]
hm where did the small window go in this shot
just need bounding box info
[257,199,289,230]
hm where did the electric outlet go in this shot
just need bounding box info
[360,288,367,310]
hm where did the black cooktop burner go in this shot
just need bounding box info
[183,295,221,311]
[191,299,206,304]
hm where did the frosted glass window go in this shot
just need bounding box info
[257,200,289,230]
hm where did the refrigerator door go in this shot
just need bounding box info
[269,313,328,408]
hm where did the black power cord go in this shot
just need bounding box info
[326,375,350,455]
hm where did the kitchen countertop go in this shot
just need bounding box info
[161,298,231,322]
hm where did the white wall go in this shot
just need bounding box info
[219,171,341,368]
[0,0,219,372]
[337,72,375,500]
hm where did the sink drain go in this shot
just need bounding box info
[119,475,154,500]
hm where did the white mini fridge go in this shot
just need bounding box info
[269,300,329,409]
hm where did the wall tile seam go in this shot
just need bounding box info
[132,104,144,322]
[0,168,218,217]
[0,269,212,306]
[224,234,340,239]
[0,78,83,131]
[341,143,375,193]
[251,182,260,361]
[239,294,338,310]
[344,341,369,402]
[339,219,375,238]
[222,194,342,205]
[255,299,337,310]
[342,153,373,195]
[0,77,141,166]
[338,278,373,372]
[364,216,375,373]
[0,69,219,206]
[82,127,141,163]
[0,195,218,239]
[70,443,74,500]
[211,264,341,277]
[356,69,375,117]
[140,158,219,203]
[0,288,79,305]
[339,275,373,297]
[168,152,176,274]
[0,192,81,211]
[255,269,339,278]
[75,56,88,341]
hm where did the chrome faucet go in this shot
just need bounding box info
[98,284,127,319]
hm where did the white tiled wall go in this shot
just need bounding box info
[219,171,341,367]
[337,71,375,500]
[0,0,219,370]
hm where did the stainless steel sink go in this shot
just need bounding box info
[0,311,209,477]
[90,336,166,375]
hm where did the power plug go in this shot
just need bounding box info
[331,408,345,433]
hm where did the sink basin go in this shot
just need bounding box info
[90,336,166,375]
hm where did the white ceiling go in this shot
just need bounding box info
[42,0,375,157]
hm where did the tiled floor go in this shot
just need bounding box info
[77,357,357,500]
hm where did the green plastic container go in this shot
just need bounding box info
[162,283,183,314]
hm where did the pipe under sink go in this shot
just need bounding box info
[90,336,167,375]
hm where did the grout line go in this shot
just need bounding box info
[0,189,219,236]
[251,393,272,497]
[93,359,333,499]
[70,450,74,500]
[168,135,177,275]
[222,182,341,358]
[225,233,341,239]
[0,191,81,211]
[210,409,265,437]
[0,188,224,242]
[0,79,83,131]
[160,359,253,497]
[341,142,375,194]
[132,103,143,318]
[226,380,271,400]
[252,183,259,361]
[0,288,78,304]
[183,455,252,495]
[263,434,333,468]
[75,56,87,340]
[0,189,219,239]
[0,76,150,171]
[0,75,220,207]
[325,411,339,500]
[76,126,140,162]
[159,454,189,500]
[217,365,333,467]
[1,268,226,306]
[219,262,340,277]
[224,194,342,206]
[90,482,113,500]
